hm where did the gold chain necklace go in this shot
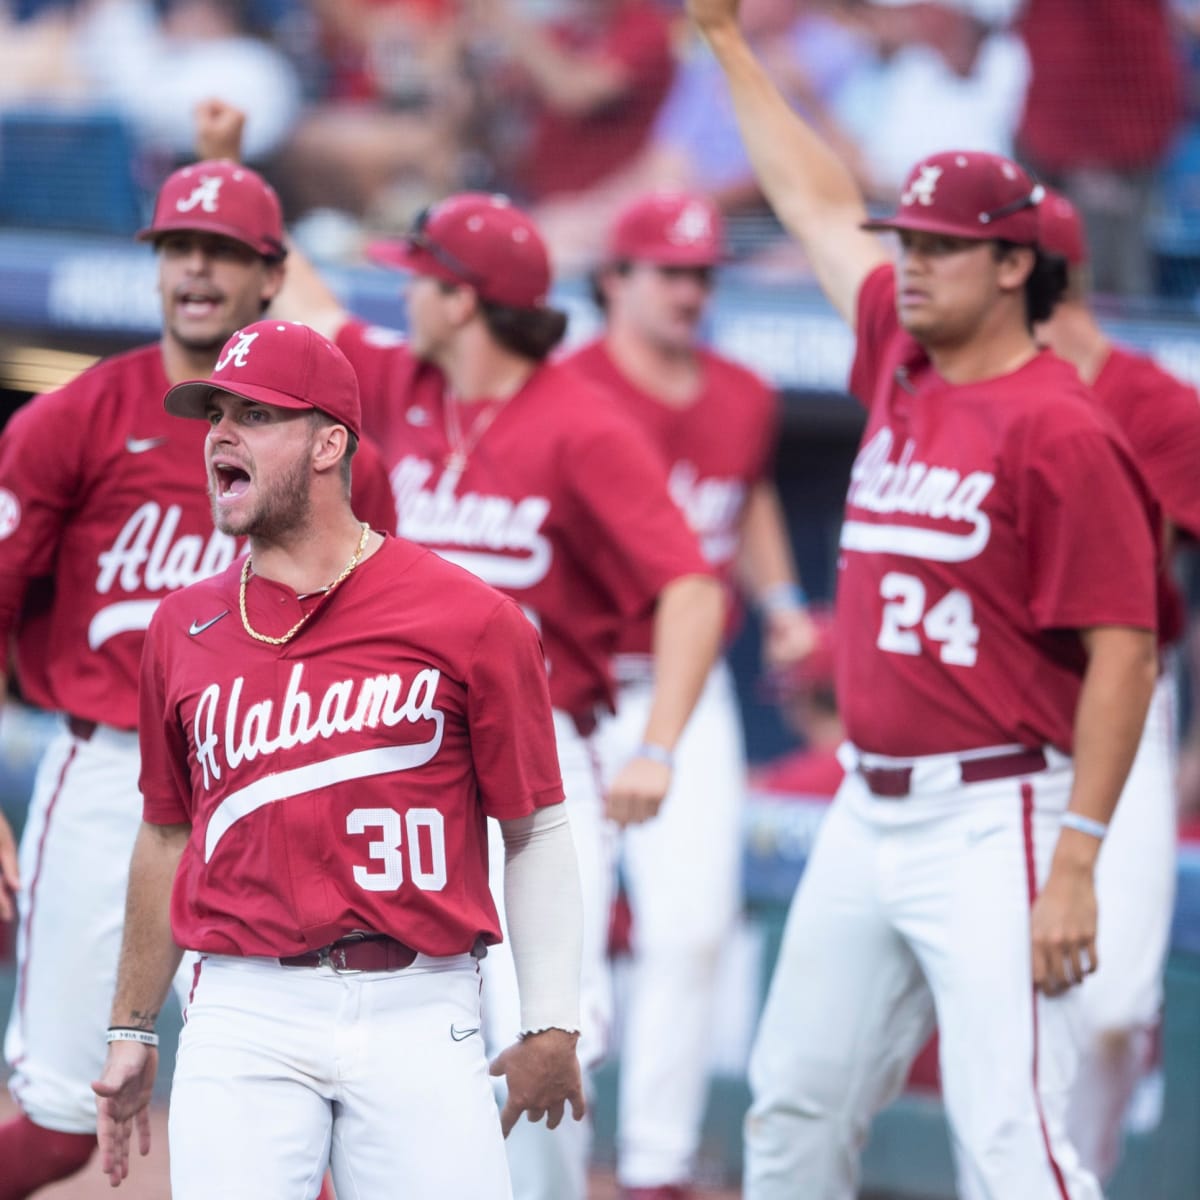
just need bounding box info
[239,522,370,646]
[443,392,506,478]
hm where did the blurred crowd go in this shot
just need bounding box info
[2,0,1200,294]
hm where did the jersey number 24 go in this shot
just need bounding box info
[877,572,979,666]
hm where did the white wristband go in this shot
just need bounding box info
[106,1027,159,1047]
[635,742,674,769]
[1060,811,1108,840]
[758,582,808,615]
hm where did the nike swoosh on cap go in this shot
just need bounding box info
[126,436,167,454]
[188,610,230,636]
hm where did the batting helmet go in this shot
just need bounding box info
[1036,188,1088,267]
[863,150,1044,246]
[137,161,286,260]
[606,192,726,267]
[369,193,552,309]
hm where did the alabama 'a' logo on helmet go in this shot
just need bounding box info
[901,165,943,208]
[176,175,225,215]
[215,330,259,372]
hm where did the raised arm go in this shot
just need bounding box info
[194,98,351,342]
[687,0,888,324]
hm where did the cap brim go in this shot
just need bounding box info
[367,239,456,282]
[861,212,995,240]
[164,379,316,422]
[136,221,285,259]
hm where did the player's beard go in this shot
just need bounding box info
[211,448,313,541]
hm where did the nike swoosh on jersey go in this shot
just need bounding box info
[450,1024,480,1042]
[126,436,167,454]
[188,610,230,636]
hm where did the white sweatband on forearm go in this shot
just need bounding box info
[500,804,583,1038]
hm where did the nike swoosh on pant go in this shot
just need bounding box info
[450,1025,480,1042]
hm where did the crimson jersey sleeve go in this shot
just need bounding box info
[138,614,195,826]
[562,403,712,620]
[848,264,901,407]
[467,598,566,820]
[0,388,89,649]
[351,433,399,533]
[1096,350,1200,540]
[336,319,416,444]
[1017,415,1159,632]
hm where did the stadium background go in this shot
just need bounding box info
[2,0,1200,1195]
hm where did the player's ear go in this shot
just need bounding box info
[995,243,1035,293]
[310,420,349,476]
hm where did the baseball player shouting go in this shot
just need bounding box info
[569,191,814,1200]
[263,191,725,1200]
[690,2,1161,1198]
[0,156,395,1199]
[1037,188,1200,1181]
[92,319,584,1198]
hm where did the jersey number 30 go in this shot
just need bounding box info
[877,572,979,666]
[347,807,448,892]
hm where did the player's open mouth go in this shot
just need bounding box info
[178,291,221,318]
[213,463,251,499]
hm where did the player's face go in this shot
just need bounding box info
[158,232,285,359]
[894,230,1009,345]
[403,274,457,363]
[609,263,714,354]
[204,391,315,539]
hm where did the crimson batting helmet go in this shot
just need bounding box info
[863,150,1044,245]
[137,161,286,261]
[368,193,552,309]
[1037,189,1088,267]
[606,192,726,267]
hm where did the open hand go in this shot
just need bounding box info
[92,1042,158,1187]
[1030,860,1097,996]
[490,1029,586,1137]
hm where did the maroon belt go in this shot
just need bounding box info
[279,934,418,974]
[861,748,1048,798]
[67,715,98,741]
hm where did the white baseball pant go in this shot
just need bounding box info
[593,657,744,1189]
[480,708,615,1200]
[1067,670,1177,1180]
[746,746,1101,1200]
[4,720,193,1133]
[168,952,508,1199]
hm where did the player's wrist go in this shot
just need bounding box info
[106,1026,159,1047]
[634,741,674,769]
[757,581,808,617]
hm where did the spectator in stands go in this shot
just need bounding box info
[276,0,470,227]
[468,0,676,205]
[73,0,300,164]
[0,0,86,104]
[1016,0,1184,296]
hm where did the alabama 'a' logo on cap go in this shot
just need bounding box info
[669,202,714,245]
[176,175,224,215]
[215,330,259,372]
[901,165,943,208]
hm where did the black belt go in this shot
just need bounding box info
[278,933,418,974]
[861,748,1048,798]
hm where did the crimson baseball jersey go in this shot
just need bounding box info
[335,320,712,728]
[140,535,565,958]
[1091,345,1200,646]
[564,338,776,654]
[841,265,1158,757]
[0,344,398,727]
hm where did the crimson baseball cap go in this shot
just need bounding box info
[137,160,287,261]
[368,192,552,308]
[164,320,361,439]
[606,192,726,266]
[863,150,1045,246]
[1037,188,1088,267]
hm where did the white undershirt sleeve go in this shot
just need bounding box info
[499,803,583,1037]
